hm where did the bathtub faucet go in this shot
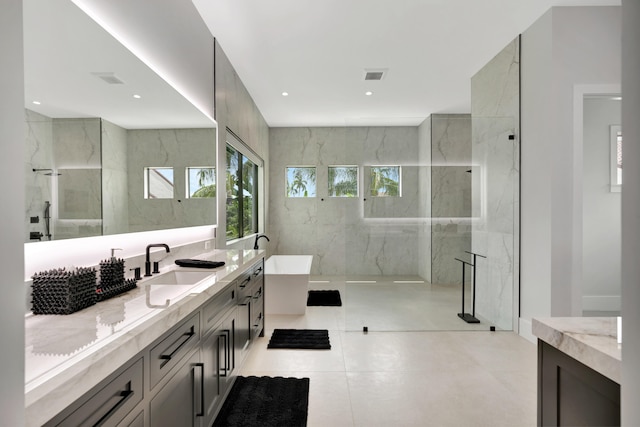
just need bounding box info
[254,234,270,250]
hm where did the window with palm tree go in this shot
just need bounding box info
[227,144,259,240]
[286,167,316,197]
[328,166,358,197]
[186,167,216,198]
[370,166,401,197]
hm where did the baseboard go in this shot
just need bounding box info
[582,295,621,312]
[518,318,536,344]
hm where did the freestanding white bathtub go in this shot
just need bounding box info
[264,255,313,314]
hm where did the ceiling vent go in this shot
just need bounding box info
[364,69,387,81]
[92,72,125,85]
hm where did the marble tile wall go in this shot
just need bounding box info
[52,118,102,240]
[101,120,129,236]
[471,37,520,330]
[268,126,420,276]
[213,41,270,251]
[126,128,216,232]
[430,114,472,285]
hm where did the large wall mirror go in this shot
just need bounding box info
[23,0,217,243]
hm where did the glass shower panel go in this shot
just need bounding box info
[470,116,518,332]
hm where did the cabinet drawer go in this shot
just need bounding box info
[150,312,200,389]
[53,358,143,427]
[203,283,237,333]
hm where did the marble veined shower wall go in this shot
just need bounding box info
[24,110,102,241]
[470,36,520,330]
[25,109,54,242]
[430,114,472,285]
[268,127,420,276]
[101,120,129,236]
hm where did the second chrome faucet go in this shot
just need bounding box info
[145,243,170,277]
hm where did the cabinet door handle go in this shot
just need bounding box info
[216,335,222,394]
[93,381,134,427]
[194,363,205,417]
[253,266,263,276]
[159,327,195,368]
[239,276,251,288]
[219,333,228,377]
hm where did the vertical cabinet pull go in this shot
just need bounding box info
[219,333,228,377]
[93,381,134,427]
[194,363,205,417]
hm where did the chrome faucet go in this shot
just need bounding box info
[145,243,170,276]
[253,234,270,250]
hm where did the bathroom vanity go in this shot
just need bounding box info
[24,249,264,427]
[533,317,621,427]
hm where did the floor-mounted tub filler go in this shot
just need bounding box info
[264,255,313,314]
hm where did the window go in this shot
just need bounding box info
[286,167,316,197]
[226,144,259,240]
[328,166,358,197]
[370,166,401,197]
[186,167,216,198]
[144,167,174,199]
[610,125,622,192]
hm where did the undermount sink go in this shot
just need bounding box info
[143,270,213,286]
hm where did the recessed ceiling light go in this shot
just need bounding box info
[133,94,141,99]
[282,92,289,96]
[32,101,41,105]
[365,91,373,96]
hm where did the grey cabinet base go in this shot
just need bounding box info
[538,340,620,426]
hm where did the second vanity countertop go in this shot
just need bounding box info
[532,317,621,383]
[24,248,264,427]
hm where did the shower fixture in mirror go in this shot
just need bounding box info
[23,0,217,243]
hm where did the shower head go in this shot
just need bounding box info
[33,168,61,176]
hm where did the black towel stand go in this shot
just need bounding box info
[455,251,486,323]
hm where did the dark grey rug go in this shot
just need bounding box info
[213,376,309,427]
[267,329,331,349]
[307,290,342,306]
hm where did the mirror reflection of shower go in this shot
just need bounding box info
[30,169,60,241]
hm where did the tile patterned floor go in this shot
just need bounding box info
[239,277,537,426]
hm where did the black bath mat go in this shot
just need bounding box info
[307,290,342,306]
[213,375,309,427]
[267,329,331,349]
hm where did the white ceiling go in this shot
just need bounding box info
[23,0,215,129]
[193,0,619,127]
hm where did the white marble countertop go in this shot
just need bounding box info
[24,248,263,427]
[532,317,621,383]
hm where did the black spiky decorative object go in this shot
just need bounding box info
[31,267,97,315]
[96,258,137,302]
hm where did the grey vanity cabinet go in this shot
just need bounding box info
[44,357,144,427]
[148,349,203,427]
[40,257,265,427]
[202,309,236,425]
[236,260,265,364]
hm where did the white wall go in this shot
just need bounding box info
[520,7,621,335]
[621,1,640,424]
[582,97,621,312]
[0,0,25,423]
